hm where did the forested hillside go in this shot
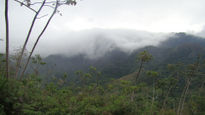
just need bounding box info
[1,33,205,114]
[42,33,205,80]
[2,0,205,114]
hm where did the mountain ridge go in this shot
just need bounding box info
[39,33,205,80]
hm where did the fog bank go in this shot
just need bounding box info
[36,29,173,58]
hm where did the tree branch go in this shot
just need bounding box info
[37,14,48,19]
[20,0,58,78]
[15,0,47,78]
[14,0,37,13]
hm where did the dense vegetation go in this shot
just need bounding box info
[42,33,205,79]
[0,33,205,114]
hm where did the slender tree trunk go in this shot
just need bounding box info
[179,79,191,115]
[179,58,199,115]
[151,80,155,115]
[20,1,58,78]
[161,85,172,114]
[177,79,189,115]
[136,60,143,83]
[177,57,199,115]
[15,0,46,78]
[5,0,9,78]
[177,79,190,115]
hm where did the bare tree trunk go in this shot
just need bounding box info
[177,57,199,115]
[15,0,46,78]
[151,80,155,115]
[177,81,187,115]
[20,1,58,78]
[161,85,172,114]
[179,79,191,115]
[177,78,191,115]
[180,58,199,115]
[136,60,143,83]
[5,0,9,78]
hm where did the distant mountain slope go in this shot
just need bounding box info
[41,33,205,80]
[119,72,137,81]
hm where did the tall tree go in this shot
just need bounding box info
[12,0,77,78]
[20,0,58,78]
[14,0,46,78]
[147,71,159,114]
[177,56,200,115]
[5,0,9,78]
[135,51,152,83]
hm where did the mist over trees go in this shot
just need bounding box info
[1,0,205,115]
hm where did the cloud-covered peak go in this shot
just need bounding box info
[37,29,172,58]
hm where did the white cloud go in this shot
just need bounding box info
[1,0,205,56]
[36,29,172,58]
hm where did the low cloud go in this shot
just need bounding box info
[36,29,172,59]
[195,26,205,38]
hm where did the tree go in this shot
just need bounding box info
[146,71,159,114]
[158,77,178,114]
[135,51,152,83]
[75,70,92,86]
[12,0,78,78]
[5,0,9,78]
[177,56,200,115]
[89,66,102,87]
[30,54,46,75]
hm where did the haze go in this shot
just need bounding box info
[1,0,205,58]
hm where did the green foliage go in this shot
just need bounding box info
[146,71,159,79]
[0,52,205,114]
[0,70,205,114]
[32,54,46,65]
[137,50,152,63]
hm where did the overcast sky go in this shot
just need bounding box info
[1,0,205,57]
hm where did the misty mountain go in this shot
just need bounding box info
[40,32,205,80]
[35,29,169,57]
